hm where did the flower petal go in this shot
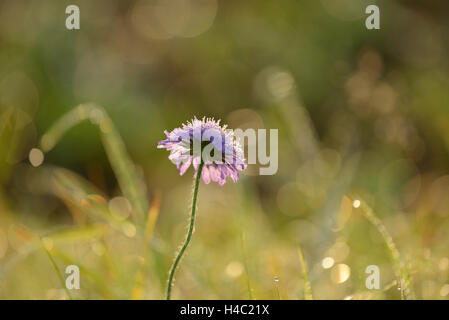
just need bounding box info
[209,165,220,182]
[192,156,201,171]
[202,166,211,184]
[179,157,192,176]
[158,116,247,185]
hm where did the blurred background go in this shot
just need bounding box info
[1,0,449,299]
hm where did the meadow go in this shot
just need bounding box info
[0,0,449,300]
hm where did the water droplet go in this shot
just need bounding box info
[42,237,53,251]
[29,148,44,167]
[331,264,351,284]
[322,256,335,269]
[123,222,137,238]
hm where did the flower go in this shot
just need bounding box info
[158,117,247,185]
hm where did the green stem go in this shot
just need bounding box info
[349,196,415,300]
[166,163,204,300]
[41,239,73,300]
[298,246,313,300]
[274,276,281,300]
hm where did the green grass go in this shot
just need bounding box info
[349,196,415,300]
[40,103,149,227]
[41,238,73,300]
[0,106,429,300]
[298,246,313,300]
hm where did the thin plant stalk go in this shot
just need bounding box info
[274,276,281,300]
[41,239,73,300]
[166,163,204,300]
[298,246,313,300]
[350,196,415,300]
[132,191,161,299]
[240,232,255,300]
[39,103,149,226]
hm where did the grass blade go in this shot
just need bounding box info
[131,191,161,299]
[240,232,254,300]
[41,239,73,300]
[349,196,415,300]
[298,246,313,300]
[40,103,149,226]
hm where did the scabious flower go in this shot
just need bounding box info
[159,117,247,299]
[158,117,247,185]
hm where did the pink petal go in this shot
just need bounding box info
[179,157,192,176]
[202,166,211,184]
[209,166,220,182]
[230,168,239,182]
[168,150,181,161]
[218,176,226,185]
[192,156,200,171]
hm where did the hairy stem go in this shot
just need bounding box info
[166,163,204,300]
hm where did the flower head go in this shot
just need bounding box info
[158,117,247,185]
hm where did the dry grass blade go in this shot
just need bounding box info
[39,166,135,234]
[131,191,162,299]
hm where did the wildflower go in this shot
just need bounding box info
[158,117,247,185]
[159,116,247,299]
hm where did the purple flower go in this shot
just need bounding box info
[158,117,247,185]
